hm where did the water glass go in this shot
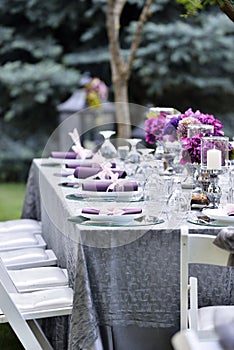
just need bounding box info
[167,183,192,228]
[143,174,170,220]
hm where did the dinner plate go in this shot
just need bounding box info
[187,216,227,227]
[48,157,93,165]
[66,175,111,184]
[78,209,144,223]
[80,189,142,201]
[65,193,144,202]
[202,208,234,223]
[68,215,164,227]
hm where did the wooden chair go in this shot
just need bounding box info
[0,258,73,350]
[179,225,234,337]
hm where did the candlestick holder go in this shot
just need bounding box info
[206,170,222,209]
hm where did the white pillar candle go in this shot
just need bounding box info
[207,148,222,170]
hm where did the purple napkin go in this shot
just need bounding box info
[82,181,138,192]
[51,151,78,159]
[74,167,101,179]
[81,208,142,215]
[74,167,127,180]
[65,162,116,169]
[82,208,100,215]
[122,208,142,215]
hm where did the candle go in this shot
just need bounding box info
[207,148,222,170]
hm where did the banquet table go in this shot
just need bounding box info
[21,159,234,350]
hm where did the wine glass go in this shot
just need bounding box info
[99,130,117,159]
[135,147,155,182]
[125,138,141,176]
[138,147,155,162]
[125,139,141,163]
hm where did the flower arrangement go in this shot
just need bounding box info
[84,77,108,107]
[145,107,230,164]
[145,107,180,144]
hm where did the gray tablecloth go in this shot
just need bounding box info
[22,159,234,350]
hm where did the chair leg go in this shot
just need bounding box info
[27,320,53,350]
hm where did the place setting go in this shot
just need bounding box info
[68,205,164,227]
[187,204,234,227]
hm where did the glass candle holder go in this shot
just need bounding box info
[201,136,229,170]
[187,124,214,139]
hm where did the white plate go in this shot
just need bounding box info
[67,175,111,184]
[48,157,93,165]
[80,189,142,201]
[202,208,234,222]
[79,209,144,223]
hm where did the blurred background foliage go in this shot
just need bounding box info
[0,0,233,181]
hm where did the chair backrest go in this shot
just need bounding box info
[180,225,230,330]
[0,258,73,350]
[0,258,44,349]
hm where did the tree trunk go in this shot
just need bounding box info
[113,78,131,139]
[106,0,153,140]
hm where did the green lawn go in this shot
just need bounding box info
[0,182,26,221]
[0,182,26,349]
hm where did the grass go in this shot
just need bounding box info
[0,183,26,221]
[0,182,26,349]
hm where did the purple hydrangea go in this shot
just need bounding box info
[179,108,224,137]
[145,115,167,144]
[145,108,228,164]
[180,136,202,164]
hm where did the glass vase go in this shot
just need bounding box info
[201,136,229,170]
[187,124,214,139]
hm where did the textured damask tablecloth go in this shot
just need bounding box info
[22,159,234,350]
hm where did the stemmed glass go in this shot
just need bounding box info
[99,130,117,159]
[125,138,141,176]
[125,139,141,163]
[136,147,155,182]
[138,147,155,162]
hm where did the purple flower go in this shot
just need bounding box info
[163,116,182,139]
[144,107,228,165]
[145,115,167,144]
[181,136,202,164]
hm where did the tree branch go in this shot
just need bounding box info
[114,0,127,17]
[126,0,153,77]
[217,0,234,22]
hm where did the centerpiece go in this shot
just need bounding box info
[145,107,232,202]
[145,107,229,165]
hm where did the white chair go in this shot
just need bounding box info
[8,266,69,292]
[171,329,222,350]
[180,225,234,337]
[0,219,42,233]
[0,247,57,269]
[0,258,73,350]
[0,231,46,252]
